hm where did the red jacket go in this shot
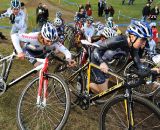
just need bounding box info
[152,27,159,44]
[86,9,92,16]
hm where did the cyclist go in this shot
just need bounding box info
[0,0,27,34]
[11,22,75,67]
[90,20,152,93]
[81,16,95,42]
[106,17,115,28]
[53,17,65,44]
[55,11,65,25]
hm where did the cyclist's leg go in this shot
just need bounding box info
[90,67,109,94]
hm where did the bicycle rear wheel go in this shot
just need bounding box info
[17,74,70,130]
[100,94,160,130]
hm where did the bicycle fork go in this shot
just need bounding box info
[36,58,49,108]
[124,89,134,130]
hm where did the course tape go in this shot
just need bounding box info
[0,26,10,29]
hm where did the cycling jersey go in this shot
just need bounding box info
[11,32,72,60]
[56,25,65,43]
[92,35,144,70]
[82,23,95,42]
[0,8,27,34]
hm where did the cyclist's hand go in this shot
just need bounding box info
[10,13,15,24]
[151,67,160,74]
[18,52,25,60]
[100,62,109,73]
[67,60,77,67]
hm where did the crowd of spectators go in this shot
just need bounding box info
[142,1,159,21]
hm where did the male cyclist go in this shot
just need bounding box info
[0,0,27,34]
[90,20,152,93]
[11,22,75,67]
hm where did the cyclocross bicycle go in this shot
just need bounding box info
[0,49,70,130]
[56,40,160,130]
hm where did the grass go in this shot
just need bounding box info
[0,0,160,130]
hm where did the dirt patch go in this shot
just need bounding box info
[24,0,75,22]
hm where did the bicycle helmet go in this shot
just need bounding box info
[56,11,62,18]
[53,17,63,26]
[97,23,104,30]
[108,17,113,21]
[150,22,156,27]
[86,16,94,23]
[101,27,117,38]
[11,0,21,9]
[126,20,152,38]
[41,22,58,42]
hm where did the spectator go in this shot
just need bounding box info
[149,6,159,21]
[85,1,91,11]
[86,7,92,16]
[109,6,115,17]
[122,0,125,5]
[128,0,134,5]
[142,3,150,21]
[76,8,86,20]
[98,0,105,17]
[36,3,43,25]
[42,4,49,22]
[148,0,153,5]
[104,6,109,20]
[78,4,84,12]
[150,22,159,44]
[36,4,49,28]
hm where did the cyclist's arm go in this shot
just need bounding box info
[130,47,143,70]
[11,33,23,53]
[52,42,72,60]
[11,32,40,54]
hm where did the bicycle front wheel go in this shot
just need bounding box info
[17,74,70,130]
[100,94,160,130]
[124,59,156,97]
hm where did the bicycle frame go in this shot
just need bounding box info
[67,60,124,101]
[0,51,46,92]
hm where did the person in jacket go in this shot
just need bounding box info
[0,0,27,34]
[142,3,150,21]
[90,20,152,93]
[149,6,159,21]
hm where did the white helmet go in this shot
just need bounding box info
[150,22,156,27]
[101,27,117,38]
[108,17,113,21]
[54,17,63,26]
[97,23,104,31]
[11,0,21,9]
[41,22,58,42]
